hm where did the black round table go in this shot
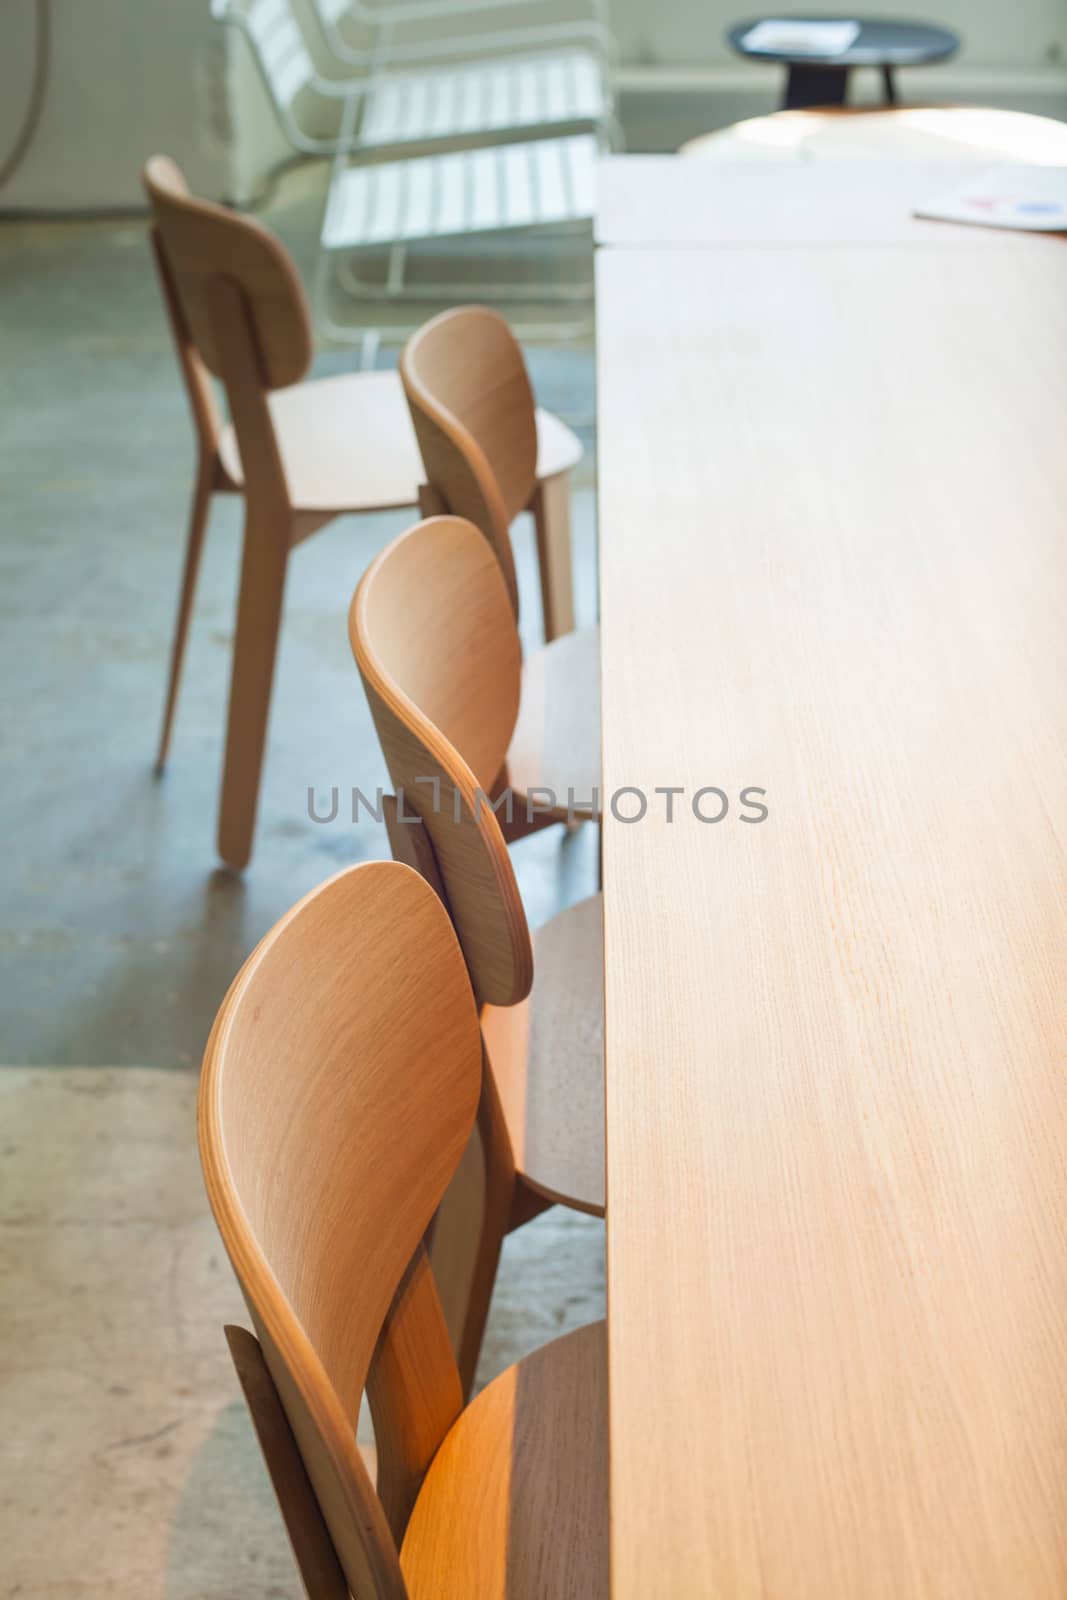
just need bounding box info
[727,16,960,109]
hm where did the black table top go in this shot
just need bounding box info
[727,16,960,66]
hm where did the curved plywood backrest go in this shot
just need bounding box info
[143,154,312,390]
[200,860,482,1598]
[400,308,539,618]
[350,516,533,1008]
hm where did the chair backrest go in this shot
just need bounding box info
[143,154,312,394]
[219,0,319,115]
[400,308,540,618]
[350,515,534,1008]
[200,859,482,1599]
[147,225,226,465]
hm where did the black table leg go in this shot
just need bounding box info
[783,62,849,109]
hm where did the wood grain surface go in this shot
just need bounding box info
[596,156,1067,248]
[597,240,1067,1597]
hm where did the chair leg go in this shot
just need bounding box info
[457,1201,511,1397]
[155,464,214,774]
[216,508,290,871]
[225,1327,349,1600]
[429,1131,506,1399]
[429,1055,518,1400]
[531,470,577,643]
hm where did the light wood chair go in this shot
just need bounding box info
[200,859,607,1598]
[350,514,604,1394]
[400,306,600,827]
[144,155,582,869]
[402,304,587,644]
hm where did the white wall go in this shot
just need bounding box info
[0,0,1064,211]
[0,0,231,211]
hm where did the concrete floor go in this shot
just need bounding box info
[0,181,603,1595]
[2,1069,603,1598]
[0,172,599,1068]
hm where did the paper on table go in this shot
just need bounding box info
[914,164,1067,232]
[740,19,860,56]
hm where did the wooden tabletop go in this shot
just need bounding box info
[596,156,1066,248]
[597,237,1067,1595]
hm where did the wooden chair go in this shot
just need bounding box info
[200,859,607,1597]
[143,155,582,869]
[350,514,604,1394]
[400,307,599,829]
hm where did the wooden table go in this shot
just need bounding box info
[596,157,1049,248]
[597,167,1067,1596]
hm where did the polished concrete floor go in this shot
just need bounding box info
[1,184,602,1594]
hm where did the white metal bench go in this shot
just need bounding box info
[322,134,596,249]
[220,0,614,157]
[215,0,606,349]
[311,0,614,70]
[359,52,605,146]
[316,134,597,347]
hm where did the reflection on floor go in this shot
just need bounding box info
[1,183,602,1594]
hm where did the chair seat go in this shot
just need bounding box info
[361,50,605,148]
[322,135,598,251]
[400,1320,608,1598]
[481,892,604,1214]
[217,372,581,515]
[506,625,601,823]
[530,403,583,484]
